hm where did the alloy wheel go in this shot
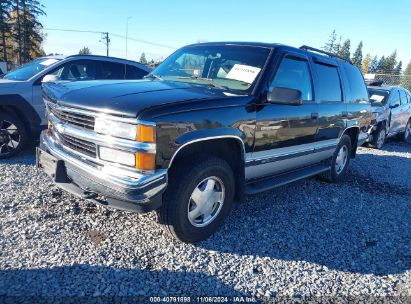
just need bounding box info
[335,145,348,175]
[0,120,21,157]
[187,176,225,228]
[405,121,411,143]
[376,129,386,148]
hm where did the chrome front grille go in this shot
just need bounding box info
[58,133,97,158]
[49,104,95,130]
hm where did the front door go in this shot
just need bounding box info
[388,89,402,136]
[248,52,319,180]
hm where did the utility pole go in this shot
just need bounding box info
[100,32,110,56]
[126,17,132,58]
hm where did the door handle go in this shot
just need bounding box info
[342,111,348,118]
[311,112,319,119]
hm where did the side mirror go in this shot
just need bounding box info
[267,87,303,105]
[42,74,60,83]
[390,102,400,109]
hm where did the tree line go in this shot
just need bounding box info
[323,30,411,77]
[0,0,45,67]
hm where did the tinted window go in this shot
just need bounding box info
[315,63,342,102]
[52,60,96,81]
[125,65,148,79]
[269,55,313,101]
[342,63,368,103]
[98,61,125,79]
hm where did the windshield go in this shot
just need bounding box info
[368,88,389,106]
[2,58,61,81]
[152,45,271,92]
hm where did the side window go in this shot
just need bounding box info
[314,63,342,102]
[97,61,126,79]
[269,55,313,101]
[342,63,368,103]
[389,90,400,106]
[48,60,97,81]
[399,90,407,105]
[125,65,148,79]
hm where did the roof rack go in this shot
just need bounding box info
[299,45,352,64]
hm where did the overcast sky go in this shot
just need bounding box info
[40,0,411,66]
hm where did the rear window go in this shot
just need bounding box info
[342,63,368,103]
[314,63,342,102]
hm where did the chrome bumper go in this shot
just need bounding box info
[39,131,167,213]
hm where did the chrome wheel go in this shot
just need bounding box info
[405,121,411,143]
[376,129,386,148]
[0,120,21,157]
[335,145,348,175]
[188,176,225,228]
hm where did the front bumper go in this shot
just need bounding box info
[37,131,167,213]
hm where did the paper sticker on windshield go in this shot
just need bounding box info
[39,59,59,66]
[370,94,384,102]
[226,64,261,84]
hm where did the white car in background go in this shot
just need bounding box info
[0,55,151,158]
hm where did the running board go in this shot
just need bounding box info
[245,164,330,195]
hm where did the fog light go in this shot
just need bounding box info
[136,153,155,170]
[99,147,135,167]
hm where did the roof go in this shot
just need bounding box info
[368,85,396,91]
[185,41,283,48]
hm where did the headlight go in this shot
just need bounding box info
[94,118,155,142]
[99,147,136,167]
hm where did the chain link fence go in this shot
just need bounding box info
[365,73,411,92]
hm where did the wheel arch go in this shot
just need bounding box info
[342,126,359,158]
[168,135,246,202]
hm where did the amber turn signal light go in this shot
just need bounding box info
[135,153,155,170]
[136,125,156,143]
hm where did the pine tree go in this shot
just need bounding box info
[79,46,91,55]
[394,61,402,75]
[362,53,372,74]
[323,30,337,52]
[0,0,12,63]
[139,52,147,65]
[377,56,386,73]
[384,51,398,74]
[351,41,363,68]
[338,39,351,61]
[333,36,342,54]
[369,55,378,73]
[400,61,411,91]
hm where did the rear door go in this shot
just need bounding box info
[399,89,410,131]
[311,56,347,146]
[250,51,319,179]
[387,89,402,136]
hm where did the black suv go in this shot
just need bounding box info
[37,42,371,243]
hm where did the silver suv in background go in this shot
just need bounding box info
[366,84,411,149]
[0,55,151,158]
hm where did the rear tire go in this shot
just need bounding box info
[319,134,352,183]
[369,125,386,149]
[157,155,235,243]
[404,119,411,144]
[0,111,28,159]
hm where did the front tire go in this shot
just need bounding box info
[0,112,28,159]
[319,134,352,183]
[157,155,235,243]
[369,125,386,149]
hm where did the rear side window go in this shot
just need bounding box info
[342,63,368,103]
[98,61,125,79]
[389,90,401,106]
[125,65,148,79]
[270,55,313,101]
[314,63,342,102]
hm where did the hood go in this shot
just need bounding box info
[42,79,236,118]
[0,79,23,88]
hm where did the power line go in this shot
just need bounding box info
[44,28,178,52]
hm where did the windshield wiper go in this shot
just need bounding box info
[144,73,162,80]
[177,76,228,90]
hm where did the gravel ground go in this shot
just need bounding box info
[0,140,410,302]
